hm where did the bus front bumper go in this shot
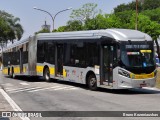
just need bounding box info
[117,76,156,89]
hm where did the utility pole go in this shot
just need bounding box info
[135,0,138,30]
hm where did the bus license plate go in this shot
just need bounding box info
[140,84,146,87]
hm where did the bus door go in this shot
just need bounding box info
[56,44,64,76]
[19,48,23,73]
[101,45,115,85]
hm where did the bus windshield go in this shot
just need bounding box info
[120,41,155,73]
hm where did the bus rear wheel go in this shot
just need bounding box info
[88,74,97,90]
[43,67,50,82]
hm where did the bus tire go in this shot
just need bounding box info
[8,68,10,76]
[43,67,50,82]
[87,74,97,90]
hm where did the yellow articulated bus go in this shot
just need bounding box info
[2,29,157,90]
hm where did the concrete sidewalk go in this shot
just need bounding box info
[0,86,21,120]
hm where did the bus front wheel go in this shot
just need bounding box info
[88,74,97,90]
[43,67,50,82]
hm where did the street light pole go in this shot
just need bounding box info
[53,7,72,31]
[33,7,72,32]
[33,7,54,32]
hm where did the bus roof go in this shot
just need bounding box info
[37,29,152,41]
[4,29,152,51]
[3,37,30,51]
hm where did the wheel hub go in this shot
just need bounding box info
[90,78,96,86]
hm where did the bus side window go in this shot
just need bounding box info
[47,41,55,64]
[69,44,76,66]
[86,43,99,67]
[37,41,45,63]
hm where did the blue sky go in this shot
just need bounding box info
[0,0,133,39]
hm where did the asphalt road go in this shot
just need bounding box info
[0,71,160,120]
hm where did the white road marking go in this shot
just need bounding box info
[6,85,79,93]
[6,87,31,92]
[1,83,13,86]
[28,86,61,92]
[9,87,43,93]
[5,87,13,90]
[66,87,78,90]
[0,89,30,120]
[19,82,29,86]
[53,86,76,90]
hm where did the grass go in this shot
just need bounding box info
[156,68,160,89]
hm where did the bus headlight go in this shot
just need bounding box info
[118,69,130,78]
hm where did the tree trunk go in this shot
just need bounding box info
[155,39,160,59]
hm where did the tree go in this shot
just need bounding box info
[142,0,160,10]
[70,3,101,23]
[53,20,83,32]
[114,1,142,13]
[56,26,67,32]
[84,14,122,30]
[7,17,24,43]
[0,11,12,45]
[141,8,160,23]
[114,3,127,13]
[114,0,160,14]
[93,14,107,29]
[0,10,24,44]
[84,18,98,30]
[66,20,83,31]
[115,10,135,28]
[0,17,10,47]
[104,14,122,28]
[0,10,12,19]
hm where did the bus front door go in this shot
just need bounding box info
[56,44,63,76]
[101,45,114,86]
